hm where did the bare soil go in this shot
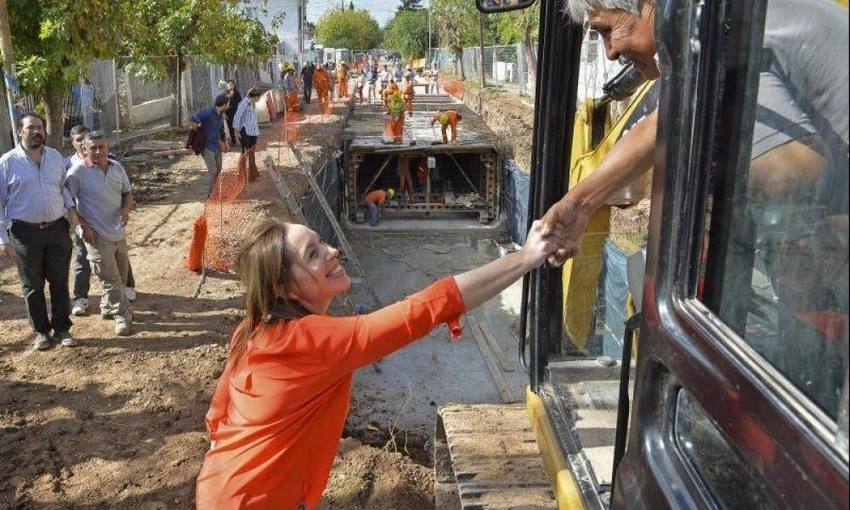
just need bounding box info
[463,87,535,173]
[0,98,435,509]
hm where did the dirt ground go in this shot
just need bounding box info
[462,87,535,173]
[0,98,434,509]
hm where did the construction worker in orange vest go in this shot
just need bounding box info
[363,188,395,226]
[382,78,400,110]
[402,74,415,117]
[282,64,299,113]
[314,64,331,109]
[431,110,462,144]
[336,62,349,98]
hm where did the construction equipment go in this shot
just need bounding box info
[434,1,850,508]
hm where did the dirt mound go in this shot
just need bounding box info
[322,438,433,510]
[464,87,535,172]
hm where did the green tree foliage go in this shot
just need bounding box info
[121,0,279,79]
[7,0,279,142]
[431,0,479,79]
[383,9,429,60]
[495,1,538,76]
[315,8,382,50]
[397,0,423,12]
[8,0,121,145]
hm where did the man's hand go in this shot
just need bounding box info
[81,224,96,244]
[519,220,567,271]
[219,140,229,153]
[120,209,130,227]
[0,243,12,261]
[540,198,591,267]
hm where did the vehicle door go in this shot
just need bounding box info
[614,0,849,507]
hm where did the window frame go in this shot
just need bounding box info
[664,0,849,462]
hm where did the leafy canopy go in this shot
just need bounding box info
[315,8,382,51]
[8,0,120,94]
[495,1,539,45]
[430,0,479,55]
[121,0,279,79]
[383,9,429,60]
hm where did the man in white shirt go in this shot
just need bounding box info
[232,87,263,182]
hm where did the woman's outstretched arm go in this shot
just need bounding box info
[283,220,561,372]
[454,220,560,310]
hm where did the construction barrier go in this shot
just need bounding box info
[187,82,345,273]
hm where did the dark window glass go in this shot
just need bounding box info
[699,0,849,421]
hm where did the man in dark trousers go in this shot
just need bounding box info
[191,94,230,197]
[0,113,77,350]
[224,80,242,147]
[301,62,315,104]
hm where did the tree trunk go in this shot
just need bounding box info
[454,49,464,80]
[175,50,183,127]
[523,24,537,80]
[43,86,65,149]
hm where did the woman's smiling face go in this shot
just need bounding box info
[284,224,351,312]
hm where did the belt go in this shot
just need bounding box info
[11,217,65,229]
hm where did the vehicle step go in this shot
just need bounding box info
[435,403,556,509]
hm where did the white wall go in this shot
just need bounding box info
[248,0,305,59]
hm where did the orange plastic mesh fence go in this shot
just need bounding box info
[190,86,343,273]
[441,79,465,101]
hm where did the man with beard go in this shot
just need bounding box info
[0,113,77,350]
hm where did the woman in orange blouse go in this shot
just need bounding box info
[195,219,562,509]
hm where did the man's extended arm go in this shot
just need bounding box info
[542,110,658,265]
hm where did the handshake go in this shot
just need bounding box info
[520,198,591,270]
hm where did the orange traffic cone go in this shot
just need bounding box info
[186,215,207,272]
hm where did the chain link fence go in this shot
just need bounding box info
[9,55,277,143]
[430,44,534,97]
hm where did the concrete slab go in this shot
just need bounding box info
[343,213,505,234]
[343,225,531,441]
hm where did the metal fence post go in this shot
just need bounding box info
[112,58,120,138]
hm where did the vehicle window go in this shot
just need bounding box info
[699,0,849,421]
[675,390,780,509]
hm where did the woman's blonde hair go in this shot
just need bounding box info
[231,219,307,361]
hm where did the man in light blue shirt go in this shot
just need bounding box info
[65,131,134,336]
[190,94,230,197]
[0,113,77,350]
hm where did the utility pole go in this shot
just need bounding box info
[478,12,486,89]
[0,0,17,150]
[427,1,431,64]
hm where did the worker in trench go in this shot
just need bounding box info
[194,216,567,509]
[362,187,395,227]
[382,77,400,110]
[402,73,415,117]
[336,61,349,98]
[432,109,462,144]
[397,156,414,203]
[282,64,299,114]
[314,64,331,111]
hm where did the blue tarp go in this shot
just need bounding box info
[502,159,530,245]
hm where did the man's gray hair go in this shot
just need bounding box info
[564,0,641,23]
[83,130,106,143]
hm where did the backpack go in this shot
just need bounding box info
[186,125,206,155]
